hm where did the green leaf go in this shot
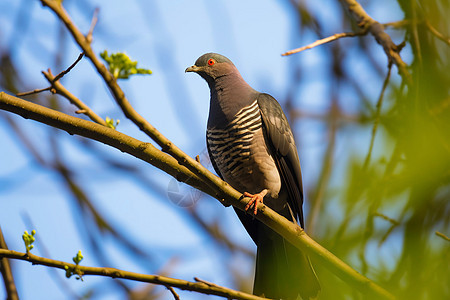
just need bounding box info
[100,50,152,79]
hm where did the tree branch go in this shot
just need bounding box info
[435,231,450,242]
[39,0,231,206]
[16,52,85,97]
[0,227,19,300]
[0,92,214,199]
[0,92,395,299]
[282,31,366,56]
[42,68,107,126]
[339,0,411,84]
[0,249,266,300]
[363,62,393,170]
[424,20,450,45]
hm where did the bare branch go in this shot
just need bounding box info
[16,86,51,96]
[52,52,85,82]
[374,212,400,226]
[282,19,416,56]
[16,52,84,97]
[425,20,450,45]
[339,0,411,84]
[307,99,338,234]
[435,231,450,242]
[282,31,366,56]
[42,69,107,126]
[382,20,411,29]
[0,249,267,300]
[194,277,223,288]
[363,62,393,170]
[166,285,181,300]
[284,0,412,84]
[0,227,19,300]
[86,7,100,43]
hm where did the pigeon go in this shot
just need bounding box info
[186,53,320,299]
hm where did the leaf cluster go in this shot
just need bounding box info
[100,50,152,79]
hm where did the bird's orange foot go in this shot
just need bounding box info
[243,190,268,215]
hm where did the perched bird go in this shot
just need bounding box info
[186,53,320,300]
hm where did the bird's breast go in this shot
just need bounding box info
[207,100,281,199]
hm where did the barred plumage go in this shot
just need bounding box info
[207,100,262,175]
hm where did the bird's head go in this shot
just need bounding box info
[185,53,235,83]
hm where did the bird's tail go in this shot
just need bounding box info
[253,230,320,300]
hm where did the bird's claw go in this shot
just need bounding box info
[244,192,264,215]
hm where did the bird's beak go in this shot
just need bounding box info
[185,65,200,73]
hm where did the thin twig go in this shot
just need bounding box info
[379,224,397,247]
[435,231,450,242]
[42,69,107,126]
[0,227,19,300]
[307,99,338,234]
[282,31,366,56]
[194,277,221,288]
[374,212,401,247]
[340,0,411,84]
[86,7,99,43]
[16,52,84,97]
[363,62,393,170]
[382,20,411,29]
[52,52,85,82]
[374,212,400,226]
[166,285,181,300]
[283,19,415,57]
[425,20,450,45]
[0,249,267,300]
[16,86,51,96]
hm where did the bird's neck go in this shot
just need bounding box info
[207,71,257,129]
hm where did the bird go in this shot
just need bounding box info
[186,53,320,300]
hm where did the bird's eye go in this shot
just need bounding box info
[207,59,215,66]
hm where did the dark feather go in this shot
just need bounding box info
[257,93,304,227]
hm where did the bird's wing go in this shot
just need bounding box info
[257,93,305,227]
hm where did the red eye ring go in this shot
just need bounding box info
[207,58,215,66]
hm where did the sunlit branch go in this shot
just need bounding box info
[282,31,365,56]
[425,20,450,45]
[86,7,99,43]
[42,68,107,126]
[0,227,19,300]
[16,52,85,97]
[0,249,267,300]
[363,62,393,170]
[435,231,450,242]
[307,100,339,234]
[338,0,411,84]
[39,0,230,206]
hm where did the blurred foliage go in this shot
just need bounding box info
[309,1,450,299]
[0,0,449,299]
